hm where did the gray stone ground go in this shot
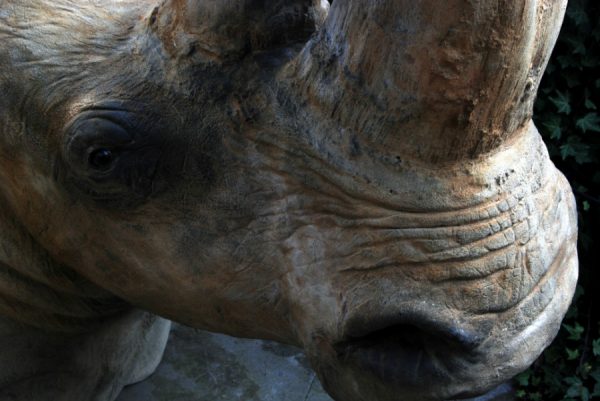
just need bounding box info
[117,324,515,401]
[117,324,332,401]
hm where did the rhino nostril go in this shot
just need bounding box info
[340,323,478,355]
[334,322,482,386]
[341,319,482,352]
[342,324,426,351]
[335,324,443,386]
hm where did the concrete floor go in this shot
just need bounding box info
[117,324,515,401]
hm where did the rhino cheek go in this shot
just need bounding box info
[0,158,293,342]
[63,221,298,343]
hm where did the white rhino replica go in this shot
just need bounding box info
[0,0,578,400]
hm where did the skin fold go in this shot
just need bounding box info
[0,1,577,400]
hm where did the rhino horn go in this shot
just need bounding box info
[151,0,328,61]
[288,0,567,164]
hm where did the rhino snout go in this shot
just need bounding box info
[292,127,578,401]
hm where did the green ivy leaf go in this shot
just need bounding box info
[565,376,583,397]
[591,368,600,383]
[564,35,587,55]
[581,363,593,379]
[576,113,600,133]
[516,389,526,398]
[593,383,600,399]
[560,139,592,164]
[516,371,531,387]
[566,387,580,398]
[576,185,589,194]
[542,115,563,139]
[557,54,578,69]
[581,387,590,401]
[564,72,582,88]
[575,285,585,298]
[581,54,600,68]
[593,371,600,397]
[566,348,580,360]
[583,201,591,212]
[567,4,589,27]
[563,323,585,341]
[585,89,597,110]
[593,338,600,356]
[550,91,572,115]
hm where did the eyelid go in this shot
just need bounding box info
[67,118,133,147]
[64,116,135,172]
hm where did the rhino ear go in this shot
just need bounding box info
[288,0,567,163]
[150,0,328,61]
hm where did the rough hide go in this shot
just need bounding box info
[0,1,577,400]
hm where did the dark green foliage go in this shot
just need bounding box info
[516,0,600,399]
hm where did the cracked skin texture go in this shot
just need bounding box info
[0,0,578,400]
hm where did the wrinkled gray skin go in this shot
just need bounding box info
[0,1,578,401]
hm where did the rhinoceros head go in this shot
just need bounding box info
[0,1,577,400]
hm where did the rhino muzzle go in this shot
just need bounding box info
[317,240,576,401]
[287,125,578,400]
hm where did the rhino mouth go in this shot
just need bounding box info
[333,322,480,397]
[337,324,451,385]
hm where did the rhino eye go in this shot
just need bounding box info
[62,107,162,206]
[65,115,133,167]
[88,148,116,171]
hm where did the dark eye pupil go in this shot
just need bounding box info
[89,148,115,169]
